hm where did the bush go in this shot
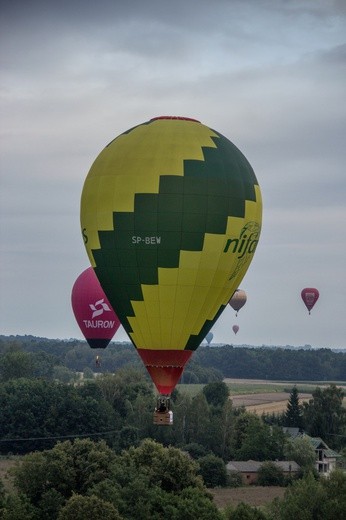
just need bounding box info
[197,454,228,488]
[227,471,242,488]
[257,462,284,486]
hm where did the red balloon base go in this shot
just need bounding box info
[137,349,193,395]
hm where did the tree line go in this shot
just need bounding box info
[1,371,345,457]
[1,335,345,381]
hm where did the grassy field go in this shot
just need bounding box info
[177,379,342,397]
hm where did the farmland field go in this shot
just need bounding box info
[230,391,312,414]
[209,486,286,508]
[177,378,346,414]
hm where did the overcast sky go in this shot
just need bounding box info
[1,0,345,350]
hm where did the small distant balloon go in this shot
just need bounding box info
[206,332,214,345]
[301,288,319,315]
[229,289,247,316]
[232,325,239,335]
[71,267,121,348]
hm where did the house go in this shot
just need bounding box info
[226,460,300,485]
[283,429,342,477]
[303,435,341,476]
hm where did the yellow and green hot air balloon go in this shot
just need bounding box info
[81,116,262,420]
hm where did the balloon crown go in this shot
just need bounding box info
[150,116,200,122]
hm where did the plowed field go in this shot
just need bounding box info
[231,391,312,415]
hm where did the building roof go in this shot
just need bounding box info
[227,460,261,472]
[226,460,300,473]
[303,435,341,458]
[282,427,301,438]
[323,448,342,459]
[306,436,327,449]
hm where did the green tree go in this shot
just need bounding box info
[95,368,153,420]
[85,479,122,513]
[120,439,203,493]
[224,502,268,520]
[184,393,211,446]
[202,381,229,408]
[284,386,303,428]
[0,351,34,381]
[302,384,346,448]
[197,454,228,487]
[37,489,65,520]
[108,439,218,520]
[31,351,59,380]
[117,425,140,451]
[231,412,259,454]
[233,413,281,461]
[0,493,37,520]
[217,399,235,461]
[57,494,122,520]
[0,379,117,454]
[12,439,117,508]
[269,472,325,520]
[284,436,316,474]
[181,442,208,459]
[164,487,222,520]
[319,469,346,520]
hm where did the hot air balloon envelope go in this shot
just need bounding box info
[206,332,214,345]
[229,289,247,315]
[81,116,262,395]
[232,325,239,335]
[71,267,121,348]
[301,288,319,314]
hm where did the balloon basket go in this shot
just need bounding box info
[153,410,173,425]
[153,396,173,426]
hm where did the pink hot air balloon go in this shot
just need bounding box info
[232,325,239,335]
[71,267,121,348]
[301,288,319,315]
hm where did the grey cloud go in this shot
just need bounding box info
[1,0,345,347]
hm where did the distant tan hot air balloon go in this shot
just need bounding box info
[229,289,247,316]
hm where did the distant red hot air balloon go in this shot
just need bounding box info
[301,288,319,315]
[71,267,121,348]
[229,289,247,316]
[232,325,239,335]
